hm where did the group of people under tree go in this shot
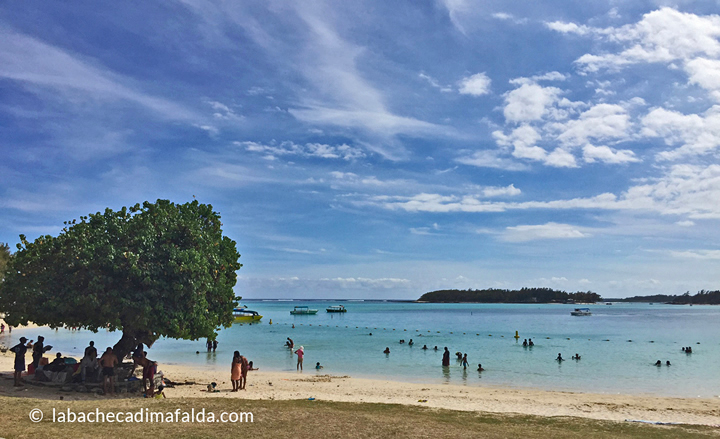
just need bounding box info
[9,335,162,397]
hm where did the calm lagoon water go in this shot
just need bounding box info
[8,301,720,398]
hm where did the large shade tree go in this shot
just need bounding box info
[0,200,242,359]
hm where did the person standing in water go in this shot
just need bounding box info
[462,353,469,369]
[295,346,304,371]
[442,347,450,366]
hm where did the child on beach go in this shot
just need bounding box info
[315,362,323,370]
[231,351,241,392]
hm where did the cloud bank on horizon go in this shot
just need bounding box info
[1,1,719,298]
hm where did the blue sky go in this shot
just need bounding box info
[2,1,720,299]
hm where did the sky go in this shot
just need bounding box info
[1,1,720,299]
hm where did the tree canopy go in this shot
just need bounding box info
[0,200,242,359]
[0,242,10,283]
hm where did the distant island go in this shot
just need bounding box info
[419,288,720,305]
[418,288,601,303]
[613,290,720,305]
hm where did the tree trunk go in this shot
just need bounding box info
[112,329,157,361]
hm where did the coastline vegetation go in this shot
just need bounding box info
[616,290,720,305]
[418,288,601,303]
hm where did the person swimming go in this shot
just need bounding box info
[522,339,528,347]
[384,347,390,354]
[556,353,564,361]
[408,339,414,346]
[654,360,662,366]
[666,360,671,366]
[528,339,534,346]
[422,345,428,350]
[315,362,323,370]
[477,363,484,372]
[433,346,438,351]
[571,353,581,360]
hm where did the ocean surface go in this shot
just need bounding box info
[6,301,719,398]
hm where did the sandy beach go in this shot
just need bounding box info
[1,350,718,427]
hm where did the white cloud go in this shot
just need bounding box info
[458,72,492,96]
[676,220,695,226]
[684,57,720,101]
[503,83,562,122]
[454,150,529,171]
[482,184,521,197]
[642,106,720,160]
[583,144,640,164]
[669,249,720,259]
[368,164,720,219]
[555,104,631,147]
[545,148,578,168]
[570,8,720,72]
[419,72,452,92]
[544,21,592,36]
[502,222,590,242]
[0,28,197,121]
[237,140,366,160]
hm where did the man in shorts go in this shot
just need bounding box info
[99,347,118,396]
[11,337,28,386]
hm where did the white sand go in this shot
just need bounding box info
[0,350,718,426]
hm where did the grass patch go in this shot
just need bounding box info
[0,396,717,439]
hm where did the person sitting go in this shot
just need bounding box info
[315,362,323,370]
[383,347,390,354]
[654,360,662,366]
[248,361,258,371]
[47,353,67,372]
[477,363,485,372]
[556,353,564,361]
[153,384,166,399]
[422,345,428,350]
[666,360,671,366]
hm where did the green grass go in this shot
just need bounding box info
[0,396,717,439]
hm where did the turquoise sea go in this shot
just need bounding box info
[6,301,719,398]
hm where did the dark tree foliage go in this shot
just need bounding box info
[0,242,10,282]
[0,200,242,359]
[418,288,602,303]
[616,291,720,304]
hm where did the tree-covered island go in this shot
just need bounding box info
[418,288,601,303]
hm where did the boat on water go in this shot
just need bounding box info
[571,308,592,316]
[326,305,347,313]
[290,306,318,315]
[233,308,263,322]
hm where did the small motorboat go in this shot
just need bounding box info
[233,308,263,322]
[290,306,318,315]
[570,308,592,316]
[326,305,347,313]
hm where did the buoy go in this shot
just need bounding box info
[514,331,520,339]
[269,319,273,324]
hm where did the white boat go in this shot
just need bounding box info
[290,306,318,315]
[570,308,592,316]
[326,305,347,313]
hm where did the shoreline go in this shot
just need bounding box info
[1,351,718,426]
